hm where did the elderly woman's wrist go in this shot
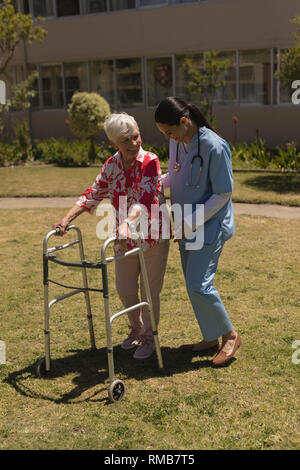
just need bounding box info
[61,216,71,227]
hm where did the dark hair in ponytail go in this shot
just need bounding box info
[155,96,214,131]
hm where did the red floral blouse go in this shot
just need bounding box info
[76,148,167,253]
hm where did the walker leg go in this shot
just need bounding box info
[102,264,115,384]
[77,230,96,350]
[102,269,126,402]
[43,254,51,372]
[138,247,164,369]
[83,283,96,350]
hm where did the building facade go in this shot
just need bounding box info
[3,0,300,146]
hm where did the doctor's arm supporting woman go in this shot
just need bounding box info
[155,96,242,366]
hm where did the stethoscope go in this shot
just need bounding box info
[173,129,204,188]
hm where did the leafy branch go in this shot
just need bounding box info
[0,0,47,75]
[183,51,230,125]
[276,15,300,93]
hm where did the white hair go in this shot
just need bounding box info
[104,113,139,144]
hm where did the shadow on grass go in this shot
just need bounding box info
[4,345,231,405]
[243,173,300,194]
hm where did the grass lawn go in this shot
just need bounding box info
[0,208,299,450]
[0,166,299,206]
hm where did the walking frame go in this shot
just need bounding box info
[36,224,164,402]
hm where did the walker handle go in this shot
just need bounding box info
[54,225,71,235]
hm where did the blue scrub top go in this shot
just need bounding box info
[168,127,235,244]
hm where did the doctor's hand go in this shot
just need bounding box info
[173,223,186,243]
[174,237,186,243]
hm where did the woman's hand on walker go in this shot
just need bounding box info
[52,220,69,236]
[118,221,131,240]
[117,221,132,251]
[52,205,85,236]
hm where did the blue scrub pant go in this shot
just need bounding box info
[179,232,233,342]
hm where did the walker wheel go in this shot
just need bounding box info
[108,380,125,402]
[35,357,50,378]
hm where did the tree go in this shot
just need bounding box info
[9,70,38,111]
[0,1,47,148]
[0,70,38,139]
[68,92,111,163]
[277,15,300,93]
[183,51,230,126]
[0,0,47,76]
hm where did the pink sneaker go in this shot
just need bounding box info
[121,327,141,351]
[133,338,155,360]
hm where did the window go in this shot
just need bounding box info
[27,65,40,109]
[146,57,173,107]
[23,0,30,14]
[176,51,238,107]
[40,65,64,108]
[9,0,19,10]
[90,60,114,104]
[116,58,143,107]
[32,0,54,17]
[276,48,291,104]
[0,67,14,101]
[214,50,237,104]
[85,0,107,13]
[140,0,167,6]
[15,65,25,84]
[64,63,88,104]
[239,49,272,104]
[170,0,197,4]
[109,0,135,11]
[175,53,204,103]
[56,0,80,17]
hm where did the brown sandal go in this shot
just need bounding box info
[212,333,242,366]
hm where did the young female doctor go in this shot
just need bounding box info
[155,97,242,366]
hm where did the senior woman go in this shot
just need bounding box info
[53,113,169,360]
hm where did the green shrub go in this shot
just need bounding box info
[68,92,110,138]
[274,142,299,171]
[230,139,273,169]
[142,142,169,161]
[1,136,299,171]
[230,142,252,168]
[13,119,33,163]
[248,138,272,169]
[0,141,31,166]
[0,143,8,166]
[0,118,33,166]
[97,140,116,162]
[34,138,90,166]
[68,92,110,163]
[33,138,115,166]
[230,140,299,171]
